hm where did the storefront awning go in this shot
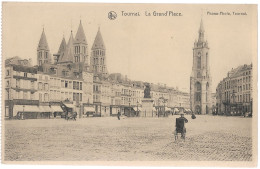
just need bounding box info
[39,106,53,112]
[84,106,95,112]
[52,106,63,112]
[64,104,74,108]
[13,105,41,115]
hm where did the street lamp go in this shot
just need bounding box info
[136,100,139,117]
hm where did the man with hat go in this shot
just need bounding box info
[175,111,188,139]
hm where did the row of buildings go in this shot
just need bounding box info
[5,20,196,119]
[215,64,253,115]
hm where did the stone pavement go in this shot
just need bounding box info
[4,115,252,161]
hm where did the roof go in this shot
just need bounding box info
[37,28,49,51]
[57,37,66,55]
[12,64,38,74]
[91,27,106,50]
[59,31,74,63]
[74,20,87,44]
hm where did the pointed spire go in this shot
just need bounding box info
[92,27,106,50]
[57,36,66,55]
[198,18,205,42]
[38,28,49,51]
[75,20,87,44]
[60,31,74,63]
[199,18,204,33]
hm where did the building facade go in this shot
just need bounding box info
[5,20,195,119]
[216,64,253,115]
[190,19,212,114]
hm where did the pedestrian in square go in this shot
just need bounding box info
[117,110,121,120]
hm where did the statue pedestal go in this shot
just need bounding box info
[141,98,154,117]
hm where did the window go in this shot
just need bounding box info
[45,52,48,59]
[80,93,82,101]
[6,81,10,87]
[39,60,42,66]
[196,93,201,101]
[73,81,76,89]
[39,52,42,59]
[6,70,10,76]
[39,93,42,102]
[65,81,68,88]
[197,52,201,69]
[38,82,43,90]
[80,82,82,90]
[44,93,48,102]
[24,73,27,77]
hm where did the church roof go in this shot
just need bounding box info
[92,27,106,50]
[37,28,50,51]
[74,20,87,44]
[57,37,67,54]
[59,31,74,63]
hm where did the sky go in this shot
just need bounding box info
[2,3,257,92]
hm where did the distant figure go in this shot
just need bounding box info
[117,110,121,120]
[191,113,196,119]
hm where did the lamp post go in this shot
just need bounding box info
[136,100,139,117]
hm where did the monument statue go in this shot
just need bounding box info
[144,84,151,98]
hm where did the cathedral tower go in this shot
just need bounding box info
[190,19,212,114]
[73,20,88,64]
[37,28,51,66]
[90,27,108,76]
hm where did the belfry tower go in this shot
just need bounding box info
[190,19,212,114]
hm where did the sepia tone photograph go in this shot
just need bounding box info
[1,2,258,167]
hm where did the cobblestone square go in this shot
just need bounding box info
[4,115,252,161]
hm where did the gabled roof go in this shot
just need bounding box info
[92,27,106,50]
[37,28,50,51]
[74,20,87,44]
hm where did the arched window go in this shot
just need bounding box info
[197,52,201,69]
[195,82,201,91]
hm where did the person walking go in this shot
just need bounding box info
[117,110,121,120]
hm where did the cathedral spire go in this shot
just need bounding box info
[37,28,49,51]
[75,20,87,44]
[58,36,66,54]
[60,31,74,63]
[199,18,204,33]
[198,18,205,42]
[92,27,106,50]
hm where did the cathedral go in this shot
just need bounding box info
[37,20,107,76]
[190,19,212,114]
